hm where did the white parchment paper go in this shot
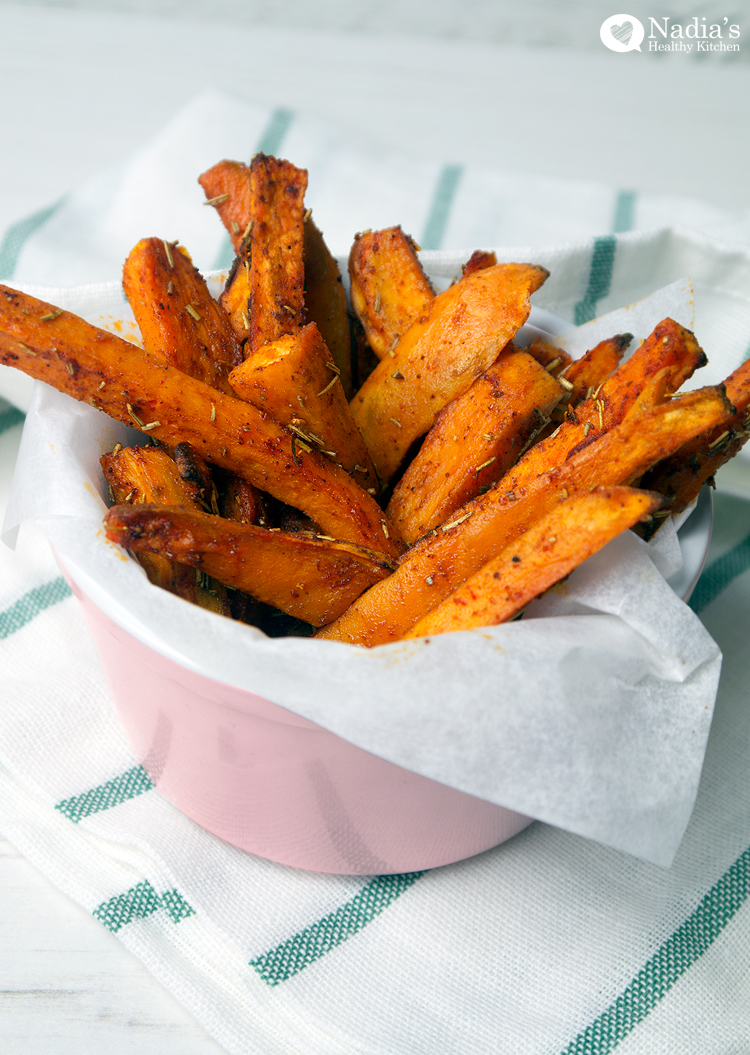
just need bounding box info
[1,272,721,866]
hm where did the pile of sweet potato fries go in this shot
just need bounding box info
[1,154,748,644]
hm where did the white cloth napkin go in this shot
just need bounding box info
[2,90,750,1055]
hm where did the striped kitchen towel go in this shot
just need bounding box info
[2,91,750,1054]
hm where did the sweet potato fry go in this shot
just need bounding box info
[461,250,498,278]
[171,441,214,508]
[303,215,353,397]
[605,319,706,426]
[561,333,631,406]
[387,347,564,543]
[122,237,243,395]
[317,385,732,646]
[497,318,706,501]
[229,322,379,492]
[244,154,307,354]
[101,445,228,614]
[349,226,434,361]
[104,504,395,626]
[122,239,263,524]
[220,247,252,344]
[350,263,549,484]
[639,356,750,526]
[217,471,263,524]
[534,334,631,438]
[0,285,399,558]
[526,337,573,376]
[198,160,252,252]
[405,487,661,638]
[102,444,202,508]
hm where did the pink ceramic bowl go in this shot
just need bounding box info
[62,567,534,875]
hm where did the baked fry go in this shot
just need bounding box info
[526,337,573,376]
[122,237,243,395]
[561,333,631,405]
[535,334,631,438]
[387,346,563,543]
[122,239,263,524]
[349,226,434,361]
[461,250,498,278]
[497,318,706,501]
[303,215,353,397]
[229,322,378,492]
[405,486,661,638]
[101,445,229,614]
[198,159,252,252]
[0,285,399,557]
[104,503,395,626]
[350,263,549,484]
[220,245,252,344]
[171,441,215,508]
[317,385,732,646]
[639,356,750,526]
[217,471,263,524]
[244,154,307,354]
[604,318,706,425]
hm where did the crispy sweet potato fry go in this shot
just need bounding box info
[605,319,706,426]
[217,471,262,524]
[102,444,201,508]
[220,246,252,343]
[461,250,498,278]
[561,333,631,406]
[405,487,661,638]
[171,441,214,507]
[245,154,307,354]
[122,240,263,524]
[349,226,434,361]
[534,334,631,438]
[303,215,353,397]
[317,385,732,646]
[123,237,243,395]
[387,347,564,543]
[0,285,399,558]
[526,337,573,376]
[104,503,395,626]
[198,160,252,252]
[101,445,229,614]
[229,322,379,492]
[497,319,706,501]
[639,356,750,526]
[350,263,549,484]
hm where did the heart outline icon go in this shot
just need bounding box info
[610,21,633,44]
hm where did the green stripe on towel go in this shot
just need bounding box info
[56,764,155,823]
[0,199,64,280]
[573,235,617,326]
[212,107,296,270]
[0,402,25,436]
[93,880,194,933]
[690,530,750,615]
[612,190,637,234]
[251,871,424,985]
[420,164,463,251]
[561,843,750,1055]
[0,576,71,640]
[255,107,295,156]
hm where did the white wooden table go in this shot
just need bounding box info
[1,4,749,1052]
